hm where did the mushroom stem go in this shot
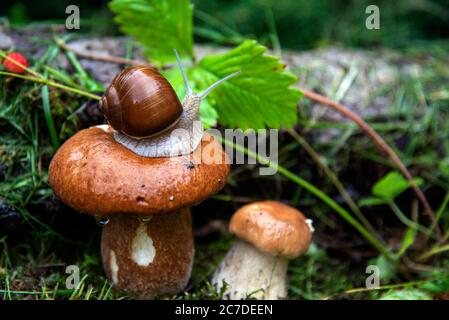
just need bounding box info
[101,208,194,299]
[212,240,288,300]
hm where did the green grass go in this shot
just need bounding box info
[1,27,449,300]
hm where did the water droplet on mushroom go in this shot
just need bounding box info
[95,216,109,226]
[169,195,174,201]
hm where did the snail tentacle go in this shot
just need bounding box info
[198,70,241,99]
[174,49,192,96]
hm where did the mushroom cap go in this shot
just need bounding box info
[229,201,312,259]
[49,126,230,217]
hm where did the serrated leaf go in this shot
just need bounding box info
[162,65,217,128]
[165,65,217,128]
[372,171,423,201]
[195,40,302,129]
[109,0,193,64]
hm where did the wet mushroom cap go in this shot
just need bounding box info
[49,125,230,217]
[229,201,312,259]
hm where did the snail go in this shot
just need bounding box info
[99,50,240,157]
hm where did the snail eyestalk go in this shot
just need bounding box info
[174,49,192,95]
[173,49,241,100]
[198,70,241,99]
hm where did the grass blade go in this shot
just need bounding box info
[41,85,60,149]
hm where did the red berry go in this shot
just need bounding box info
[3,52,29,74]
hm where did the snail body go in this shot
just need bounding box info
[113,94,203,158]
[100,51,240,158]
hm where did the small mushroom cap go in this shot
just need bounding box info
[229,201,312,259]
[49,126,230,217]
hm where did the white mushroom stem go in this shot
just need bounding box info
[101,208,194,298]
[212,240,289,300]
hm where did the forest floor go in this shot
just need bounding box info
[1,25,449,300]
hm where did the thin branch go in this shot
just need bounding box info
[0,50,43,78]
[0,71,101,100]
[300,88,440,238]
[54,37,156,69]
[0,49,101,100]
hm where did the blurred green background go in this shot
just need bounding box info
[1,0,448,49]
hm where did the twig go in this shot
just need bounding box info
[0,71,101,100]
[54,37,156,69]
[0,50,41,78]
[0,49,101,100]
[299,88,440,238]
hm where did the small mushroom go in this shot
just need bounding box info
[49,125,230,298]
[212,201,313,300]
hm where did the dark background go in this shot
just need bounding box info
[1,0,448,49]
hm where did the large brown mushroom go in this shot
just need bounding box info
[212,201,314,299]
[49,125,230,298]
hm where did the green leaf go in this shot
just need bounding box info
[358,196,388,207]
[438,157,449,180]
[421,272,449,293]
[41,86,60,150]
[380,289,432,300]
[369,255,397,282]
[198,99,218,128]
[195,40,302,129]
[109,0,193,65]
[372,171,423,201]
[397,226,417,257]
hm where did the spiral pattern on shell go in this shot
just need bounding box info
[99,66,183,138]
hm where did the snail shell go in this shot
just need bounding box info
[113,94,204,158]
[99,66,183,138]
[99,51,240,158]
